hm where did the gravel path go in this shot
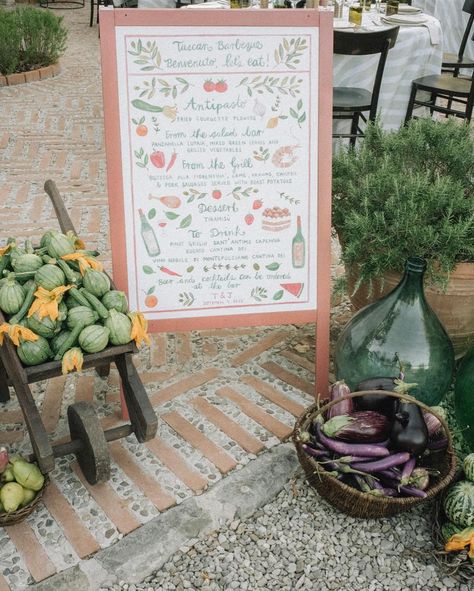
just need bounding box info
[101,473,470,591]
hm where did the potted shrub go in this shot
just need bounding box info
[0,6,67,84]
[332,118,474,358]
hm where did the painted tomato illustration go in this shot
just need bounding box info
[215,80,228,93]
[252,199,263,210]
[203,80,215,92]
[212,190,222,200]
[150,151,166,168]
[145,294,158,308]
[244,214,254,225]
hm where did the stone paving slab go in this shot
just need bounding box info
[0,8,328,589]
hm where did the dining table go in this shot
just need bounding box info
[333,6,443,130]
[413,0,474,61]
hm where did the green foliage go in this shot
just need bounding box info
[332,119,474,290]
[0,7,67,75]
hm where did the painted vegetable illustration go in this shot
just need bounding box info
[245,214,254,225]
[166,152,177,172]
[150,151,166,168]
[215,80,228,93]
[159,266,182,277]
[149,195,182,209]
[203,80,215,92]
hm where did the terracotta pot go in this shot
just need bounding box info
[346,262,474,359]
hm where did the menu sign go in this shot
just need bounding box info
[100,9,332,343]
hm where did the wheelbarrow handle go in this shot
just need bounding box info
[44,179,77,236]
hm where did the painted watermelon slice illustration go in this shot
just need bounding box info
[280,283,304,298]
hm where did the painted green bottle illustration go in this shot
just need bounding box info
[139,208,160,257]
[292,215,305,268]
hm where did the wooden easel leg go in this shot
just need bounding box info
[115,353,157,442]
[0,358,11,403]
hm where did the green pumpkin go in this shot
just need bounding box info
[11,254,43,273]
[50,330,73,355]
[35,264,65,291]
[443,480,474,528]
[78,325,110,353]
[441,521,463,542]
[104,309,132,345]
[83,270,110,298]
[39,230,56,249]
[67,306,98,329]
[0,278,25,315]
[463,454,474,482]
[101,290,128,313]
[17,336,52,366]
[46,232,75,259]
[26,312,61,339]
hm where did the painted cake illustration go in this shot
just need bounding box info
[261,207,291,232]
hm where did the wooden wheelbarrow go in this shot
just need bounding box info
[0,180,158,484]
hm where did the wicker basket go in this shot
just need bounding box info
[431,471,474,581]
[293,390,457,519]
[0,476,48,527]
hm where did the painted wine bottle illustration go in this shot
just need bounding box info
[292,215,305,268]
[139,208,160,257]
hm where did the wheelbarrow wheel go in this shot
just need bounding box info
[67,401,111,485]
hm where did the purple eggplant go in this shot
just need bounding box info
[427,437,448,450]
[422,408,444,437]
[327,380,353,418]
[314,421,390,458]
[400,456,416,485]
[322,411,390,443]
[390,401,428,456]
[351,452,410,473]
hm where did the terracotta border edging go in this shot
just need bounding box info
[0,62,61,87]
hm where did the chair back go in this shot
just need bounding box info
[459,0,474,61]
[334,27,399,119]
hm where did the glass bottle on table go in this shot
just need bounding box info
[292,215,305,269]
[139,208,160,257]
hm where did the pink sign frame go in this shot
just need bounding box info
[99,7,333,397]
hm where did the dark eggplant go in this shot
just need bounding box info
[354,377,398,416]
[356,376,397,391]
[322,411,390,443]
[390,401,428,456]
[327,380,353,419]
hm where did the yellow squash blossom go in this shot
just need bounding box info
[129,312,150,347]
[445,526,474,559]
[61,253,103,276]
[0,243,14,257]
[28,285,71,321]
[61,347,84,375]
[65,230,86,250]
[0,323,38,347]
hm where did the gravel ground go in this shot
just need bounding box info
[100,472,471,591]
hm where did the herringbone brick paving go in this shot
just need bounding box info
[0,7,335,589]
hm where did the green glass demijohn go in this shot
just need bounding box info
[454,348,474,452]
[335,257,455,405]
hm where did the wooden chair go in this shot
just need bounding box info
[404,70,474,123]
[442,0,474,77]
[333,27,399,147]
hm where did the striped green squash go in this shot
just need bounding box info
[441,521,462,542]
[78,325,109,353]
[463,454,474,482]
[443,481,474,527]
